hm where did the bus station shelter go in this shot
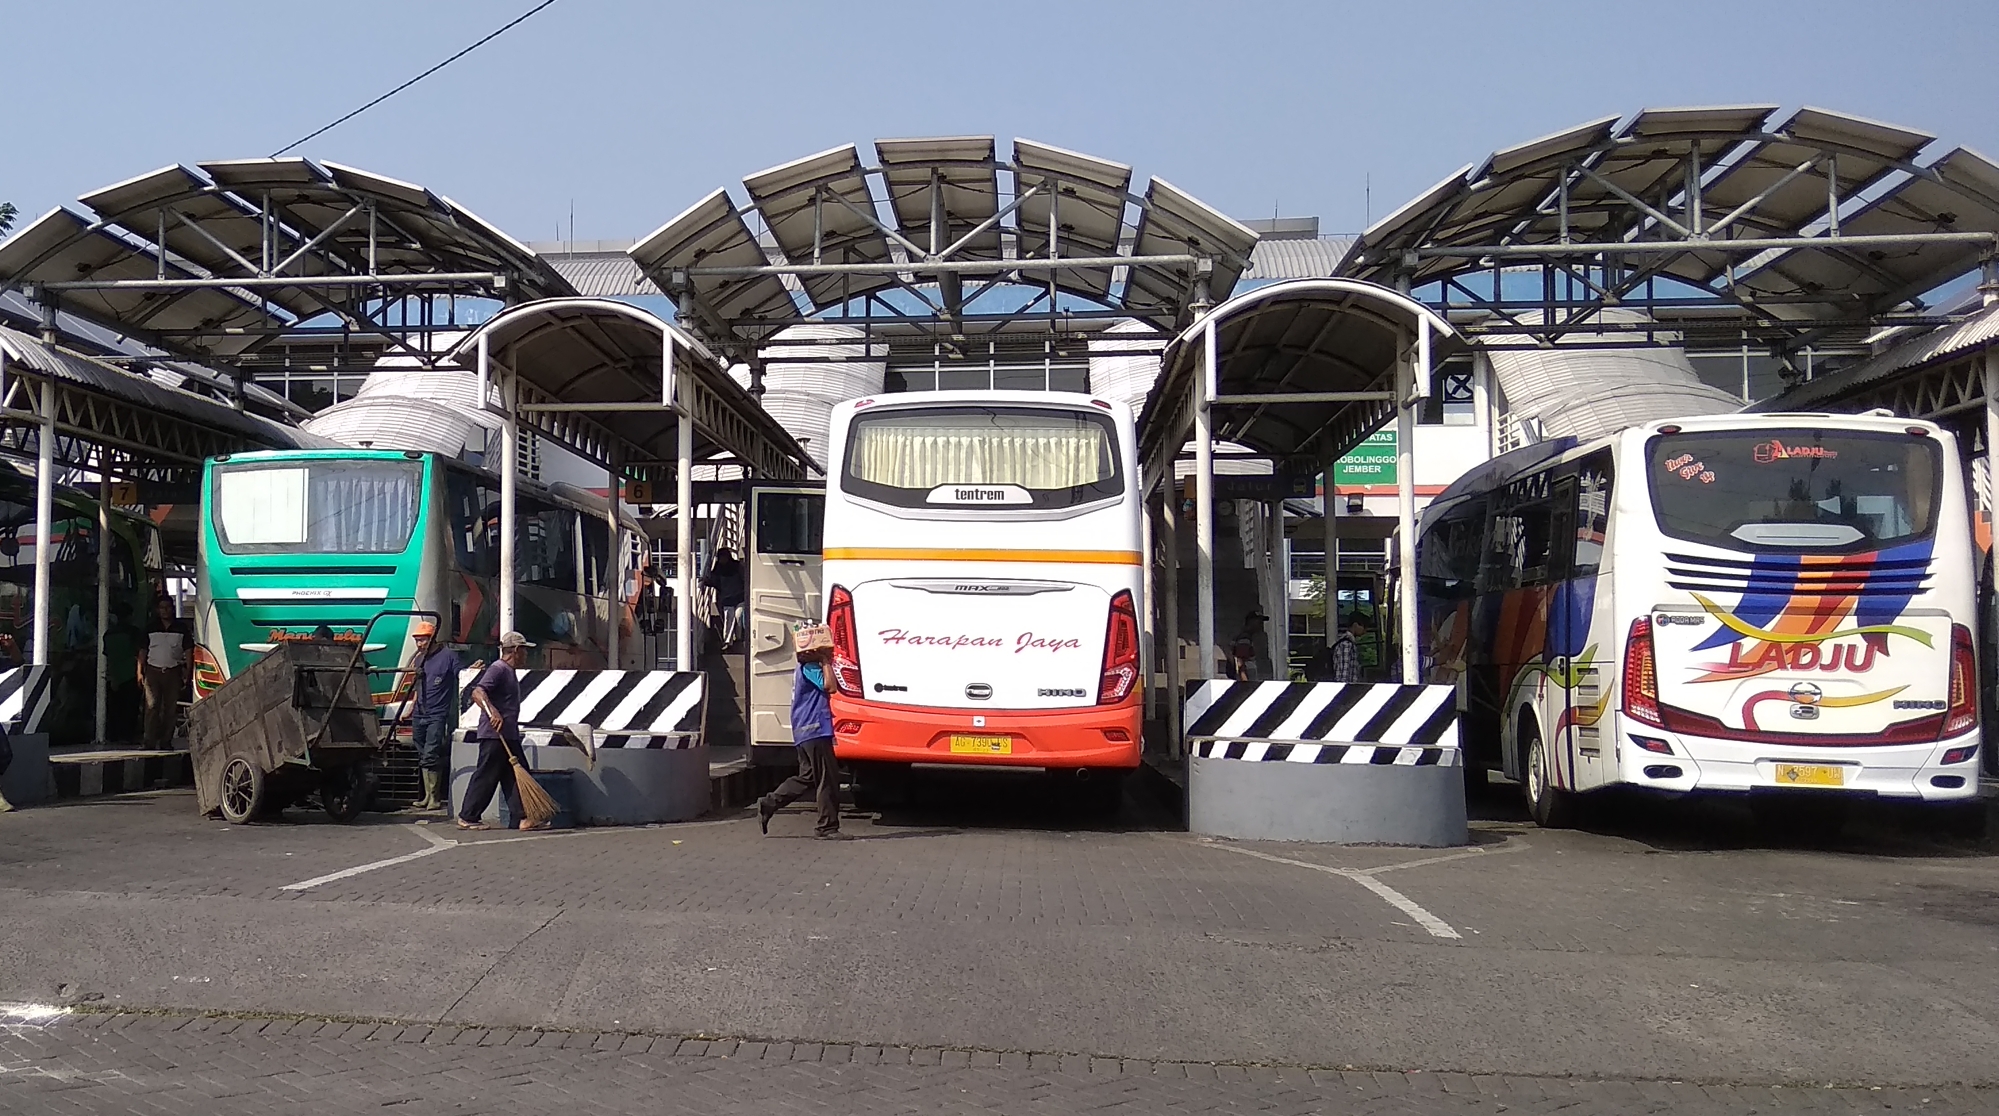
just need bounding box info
[1136,278,1457,747]
[445,298,813,671]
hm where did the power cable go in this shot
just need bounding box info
[269,0,561,158]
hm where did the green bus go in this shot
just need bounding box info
[195,449,646,709]
[0,468,162,743]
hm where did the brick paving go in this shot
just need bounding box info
[4,1011,1993,1115]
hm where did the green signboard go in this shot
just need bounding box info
[1333,430,1397,485]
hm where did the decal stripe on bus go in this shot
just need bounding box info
[823,548,1143,565]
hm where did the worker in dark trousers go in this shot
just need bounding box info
[757,628,843,839]
[458,631,543,831]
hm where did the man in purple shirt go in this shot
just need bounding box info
[757,630,843,839]
[458,631,542,831]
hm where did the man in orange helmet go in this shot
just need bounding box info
[403,620,471,811]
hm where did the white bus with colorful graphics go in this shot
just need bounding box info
[818,391,1143,807]
[1417,412,1981,827]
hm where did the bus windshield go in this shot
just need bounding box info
[1647,428,1940,551]
[841,405,1121,510]
[212,458,422,555]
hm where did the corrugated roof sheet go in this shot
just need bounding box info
[1754,301,1999,411]
[551,254,656,297]
[0,325,335,451]
[1243,236,1356,281]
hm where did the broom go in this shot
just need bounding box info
[507,744,560,828]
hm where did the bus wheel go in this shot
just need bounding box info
[850,762,910,812]
[1069,769,1126,821]
[1523,729,1574,829]
[219,758,266,825]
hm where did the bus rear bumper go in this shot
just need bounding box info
[1618,717,1981,801]
[831,696,1142,769]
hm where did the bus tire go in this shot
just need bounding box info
[850,761,910,812]
[218,757,266,825]
[1523,727,1574,829]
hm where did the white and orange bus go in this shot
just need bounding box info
[818,391,1143,810]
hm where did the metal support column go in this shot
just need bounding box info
[1140,490,1156,724]
[1985,349,1998,735]
[32,381,55,668]
[1262,498,1286,678]
[1395,324,1427,684]
[96,463,112,743]
[1322,466,1339,650]
[675,398,695,673]
[498,367,519,635]
[1160,480,1182,757]
[605,446,622,670]
[1194,322,1217,679]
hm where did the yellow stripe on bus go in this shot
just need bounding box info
[823,547,1143,566]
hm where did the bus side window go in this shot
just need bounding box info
[1572,453,1614,578]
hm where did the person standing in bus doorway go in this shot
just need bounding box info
[458,631,543,831]
[757,628,843,839]
[702,548,746,651]
[139,599,189,750]
[1228,610,1269,682]
[403,621,474,812]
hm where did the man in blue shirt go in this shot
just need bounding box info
[757,629,843,839]
[401,620,474,811]
[458,631,542,831]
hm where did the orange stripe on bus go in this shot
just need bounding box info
[823,548,1143,566]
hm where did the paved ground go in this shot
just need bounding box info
[3,773,1998,1113]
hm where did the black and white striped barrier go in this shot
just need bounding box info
[1183,681,1469,846]
[0,665,50,735]
[448,669,711,825]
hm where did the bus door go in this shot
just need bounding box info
[745,485,825,755]
[1545,476,1601,787]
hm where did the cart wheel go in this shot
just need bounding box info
[321,766,370,823]
[219,758,266,824]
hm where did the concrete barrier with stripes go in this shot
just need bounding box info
[1183,680,1468,846]
[0,665,50,735]
[448,668,710,825]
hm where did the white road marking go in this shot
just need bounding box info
[1358,838,1527,875]
[1185,839,1465,940]
[278,842,453,891]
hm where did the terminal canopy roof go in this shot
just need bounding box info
[445,298,811,481]
[627,137,1261,365]
[1337,106,1999,349]
[1137,279,1456,491]
[0,159,574,363]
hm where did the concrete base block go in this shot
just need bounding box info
[451,739,710,825]
[1189,755,1468,846]
[1,733,52,806]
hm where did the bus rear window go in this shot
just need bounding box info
[841,405,1122,510]
[212,459,423,555]
[1646,428,1940,551]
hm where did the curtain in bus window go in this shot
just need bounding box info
[849,414,1111,490]
[1572,454,1614,577]
[311,466,420,553]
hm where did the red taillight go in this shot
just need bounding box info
[1944,623,1977,738]
[1624,617,1663,728]
[1098,589,1140,705]
[827,584,863,697]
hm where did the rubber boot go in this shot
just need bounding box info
[418,770,443,812]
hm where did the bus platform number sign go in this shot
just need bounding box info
[1334,431,1396,485]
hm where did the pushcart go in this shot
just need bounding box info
[189,610,437,824]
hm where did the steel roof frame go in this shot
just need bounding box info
[630,138,1257,381]
[1339,108,1999,372]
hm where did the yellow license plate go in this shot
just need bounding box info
[950,734,1013,755]
[1774,763,1845,787]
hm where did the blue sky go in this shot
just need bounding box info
[6,0,1997,242]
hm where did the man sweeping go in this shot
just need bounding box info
[756,625,844,839]
[457,631,548,832]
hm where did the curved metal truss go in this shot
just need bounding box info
[628,137,1261,373]
[0,159,575,376]
[1339,106,1999,370]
